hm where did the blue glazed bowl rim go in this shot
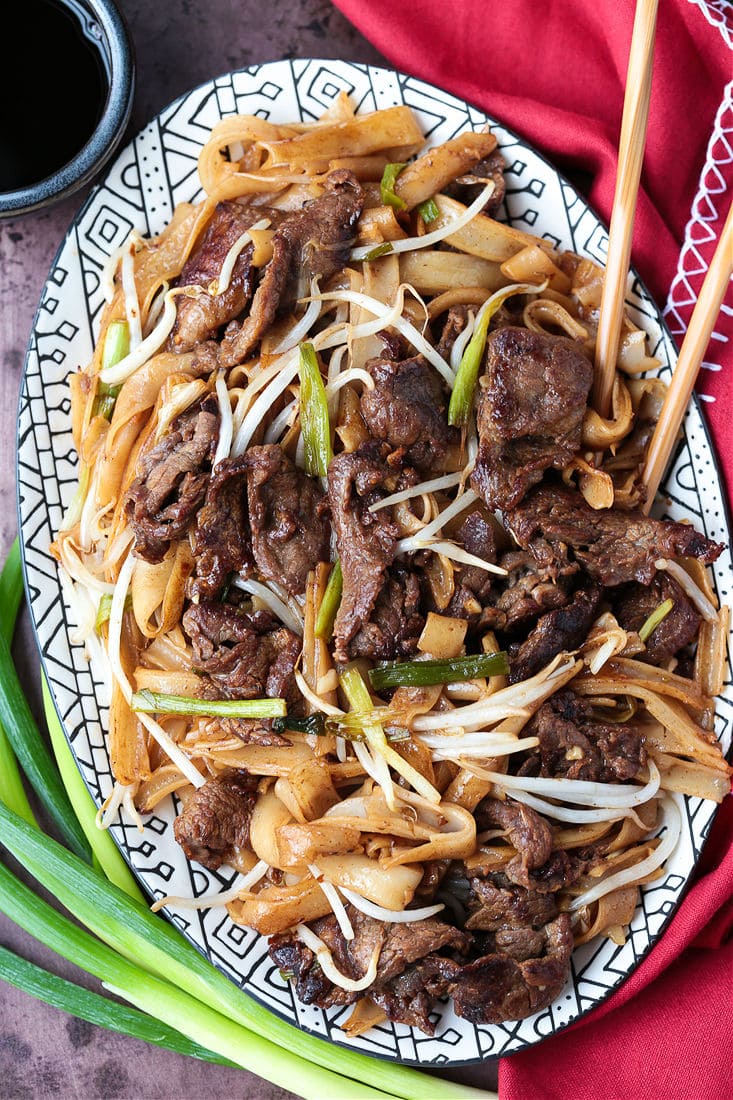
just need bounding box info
[0,0,135,217]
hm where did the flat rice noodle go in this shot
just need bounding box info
[393,130,497,210]
[463,844,515,873]
[277,759,340,822]
[96,409,149,512]
[132,540,194,638]
[260,106,425,167]
[651,750,731,802]
[417,612,468,659]
[389,737,437,789]
[442,768,494,811]
[573,884,639,946]
[432,193,546,262]
[522,297,586,339]
[315,852,422,909]
[551,820,615,850]
[133,668,202,697]
[227,877,331,935]
[276,821,363,867]
[109,677,150,787]
[399,250,505,295]
[250,789,295,868]
[502,246,571,292]
[136,764,192,812]
[199,741,314,775]
[382,801,476,867]
[582,374,634,450]
[342,999,388,1038]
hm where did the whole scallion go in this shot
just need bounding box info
[369,651,509,691]
[0,540,36,826]
[298,341,332,477]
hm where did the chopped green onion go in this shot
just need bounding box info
[273,713,327,736]
[380,162,407,210]
[0,553,91,861]
[95,591,131,632]
[0,942,234,1067]
[272,711,409,743]
[448,284,535,427]
[417,198,440,224]
[369,651,509,691]
[362,242,395,262]
[638,598,675,642]
[131,690,287,719]
[93,321,128,419]
[42,674,146,903]
[315,559,343,640]
[298,341,332,477]
[0,802,483,1099]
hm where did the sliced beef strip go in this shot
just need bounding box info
[465,875,559,932]
[168,201,266,353]
[172,771,258,870]
[360,353,459,476]
[328,443,399,662]
[481,550,572,635]
[504,848,590,893]
[348,565,424,661]
[444,149,507,216]
[471,327,592,512]
[520,688,647,783]
[268,909,471,1019]
[505,480,724,586]
[220,170,364,366]
[189,455,251,602]
[435,305,469,361]
[182,601,301,706]
[243,443,330,597]
[508,583,601,683]
[613,572,701,666]
[125,395,219,563]
[475,798,553,872]
[446,913,573,1024]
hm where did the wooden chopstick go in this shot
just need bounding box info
[641,198,733,512]
[592,0,659,418]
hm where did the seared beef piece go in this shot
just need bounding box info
[125,396,219,563]
[506,481,724,586]
[169,201,264,352]
[348,566,424,661]
[328,443,399,662]
[471,327,592,512]
[444,149,507,216]
[197,716,291,748]
[189,455,251,602]
[613,572,701,666]
[483,550,571,635]
[360,354,459,475]
[447,913,572,1024]
[443,509,499,622]
[504,849,588,893]
[476,798,553,872]
[221,171,363,365]
[172,771,258,870]
[269,909,471,1024]
[509,583,601,683]
[465,875,558,931]
[520,689,646,783]
[182,602,301,706]
[435,305,469,361]
[243,444,330,597]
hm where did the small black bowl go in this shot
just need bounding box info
[0,0,134,218]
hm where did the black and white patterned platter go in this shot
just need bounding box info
[17,60,733,1065]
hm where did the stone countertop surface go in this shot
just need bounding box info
[0,0,500,1096]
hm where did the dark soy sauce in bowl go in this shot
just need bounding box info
[1,0,107,191]
[0,0,133,216]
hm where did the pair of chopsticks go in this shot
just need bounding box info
[591,0,733,512]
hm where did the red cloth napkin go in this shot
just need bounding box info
[329,2,733,1096]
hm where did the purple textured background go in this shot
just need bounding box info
[0,0,500,1094]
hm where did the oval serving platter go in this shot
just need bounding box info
[17,59,733,1066]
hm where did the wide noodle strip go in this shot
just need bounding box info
[50,90,731,1037]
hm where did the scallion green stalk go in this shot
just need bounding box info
[0,943,235,1067]
[314,559,343,640]
[299,342,332,477]
[639,598,675,642]
[448,284,535,427]
[131,690,286,719]
[0,802,482,1099]
[42,674,146,903]
[0,547,89,858]
[93,321,128,419]
[0,540,36,826]
[380,163,407,211]
[369,651,509,691]
[362,242,395,262]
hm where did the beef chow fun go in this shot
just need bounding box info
[51,91,732,1036]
